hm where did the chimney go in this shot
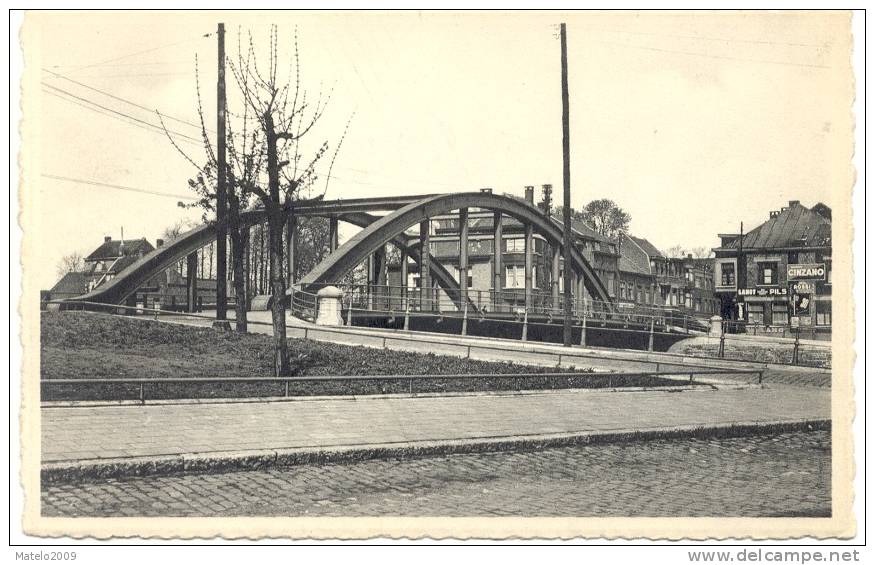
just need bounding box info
[524,186,534,204]
[156,238,165,248]
[687,253,693,259]
[104,236,112,243]
[480,187,492,194]
[789,200,800,207]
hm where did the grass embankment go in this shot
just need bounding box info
[41,312,687,400]
[674,342,831,369]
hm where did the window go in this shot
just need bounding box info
[506,238,525,253]
[816,302,832,326]
[453,266,473,288]
[720,263,736,286]
[748,304,765,325]
[505,265,525,289]
[758,262,778,285]
[772,304,789,325]
[408,273,421,288]
[826,263,832,285]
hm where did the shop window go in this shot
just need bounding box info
[758,262,778,285]
[816,302,832,326]
[720,263,736,286]
[772,304,789,325]
[748,304,765,325]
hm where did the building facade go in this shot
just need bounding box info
[385,188,621,312]
[713,200,831,338]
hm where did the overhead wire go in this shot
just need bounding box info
[41,174,199,201]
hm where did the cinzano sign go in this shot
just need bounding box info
[787,263,826,281]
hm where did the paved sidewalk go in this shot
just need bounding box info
[43,386,829,473]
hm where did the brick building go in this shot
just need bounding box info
[46,236,219,310]
[386,188,620,311]
[713,200,831,338]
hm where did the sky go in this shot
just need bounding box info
[21,10,854,289]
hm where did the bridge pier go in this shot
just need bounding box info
[551,245,560,311]
[286,214,297,286]
[492,211,503,313]
[459,208,469,310]
[328,216,339,253]
[524,223,533,312]
[400,248,409,311]
[420,219,431,311]
[186,251,198,313]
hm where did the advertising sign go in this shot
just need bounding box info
[793,293,812,316]
[787,263,826,281]
[737,288,788,297]
[791,281,816,293]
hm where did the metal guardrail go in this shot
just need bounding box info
[40,369,757,403]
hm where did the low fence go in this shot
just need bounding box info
[40,368,759,403]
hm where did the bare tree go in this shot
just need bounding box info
[163,26,351,375]
[56,251,85,277]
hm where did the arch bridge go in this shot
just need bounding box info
[63,191,615,315]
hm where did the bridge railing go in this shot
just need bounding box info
[297,282,705,333]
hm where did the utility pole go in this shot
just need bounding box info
[215,22,228,320]
[560,22,574,347]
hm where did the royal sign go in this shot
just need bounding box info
[787,263,826,281]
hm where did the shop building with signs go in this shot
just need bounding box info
[712,200,831,339]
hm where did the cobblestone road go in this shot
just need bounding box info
[42,430,830,518]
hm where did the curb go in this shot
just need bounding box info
[41,418,830,484]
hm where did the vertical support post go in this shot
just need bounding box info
[329,216,339,253]
[420,219,431,311]
[404,302,410,331]
[524,222,534,312]
[521,309,528,341]
[286,213,297,286]
[792,325,801,364]
[186,251,198,313]
[648,316,655,352]
[572,271,580,314]
[461,303,468,336]
[560,21,573,347]
[400,248,409,312]
[367,253,375,311]
[459,208,469,310]
[215,22,228,321]
[580,313,587,347]
[551,245,561,312]
[719,320,726,358]
[374,245,387,311]
[493,211,503,312]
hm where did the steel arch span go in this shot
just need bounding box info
[299,192,614,307]
[61,207,470,308]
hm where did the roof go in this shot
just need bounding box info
[618,235,653,276]
[85,238,154,261]
[719,202,831,251]
[49,272,89,295]
[106,254,140,274]
[629,236,664,259]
